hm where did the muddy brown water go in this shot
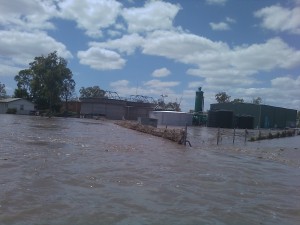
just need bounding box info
[1,115,300,225]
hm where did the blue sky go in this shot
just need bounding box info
[0,0,300,112]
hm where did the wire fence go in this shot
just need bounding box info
[185,126,299,147]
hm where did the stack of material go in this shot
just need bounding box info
[115,121,185,144]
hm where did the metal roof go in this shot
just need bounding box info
[0,98,22,103]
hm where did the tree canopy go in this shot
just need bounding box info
[79,86,106,98]
[215,92,231,103]
[252,97,262,105]
[231,98,244,103]
[0,82,6,98]
[14,51,75,112]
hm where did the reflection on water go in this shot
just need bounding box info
[0,114,300,225]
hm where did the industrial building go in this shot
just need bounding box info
[80,97,155,120]
[209,103,297,129]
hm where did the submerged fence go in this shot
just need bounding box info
[185,127,299,147]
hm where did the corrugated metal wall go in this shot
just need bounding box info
[210,103,297,129]
[80,98,155,120]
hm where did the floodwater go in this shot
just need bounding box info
[0,115,300,225]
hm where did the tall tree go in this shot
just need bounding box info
[79,86,106,98]
[14,51,75,112]
[252,97,262,105]
[14,69,32,99]
[231,98,244,103]
[215,92,231,103]
[61,78,76,113]
[0,82,6,99]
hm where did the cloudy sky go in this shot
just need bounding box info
[1,0,300,111]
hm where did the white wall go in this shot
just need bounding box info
[149,111,193,126]
[0,99,35,114]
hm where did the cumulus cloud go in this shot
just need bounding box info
[141,30,300,85]
[109,78,180,99]
[144,79,179,88]
[58,0,122,38]
[77,47,126,70]
[122,0,181,33]
[89,33,144,55]
[254,5,300,35]
[0,0,57,31]
[0,30,72,76]
[209,22,230,31]
[152,68,171,78]
[210,17,235,31]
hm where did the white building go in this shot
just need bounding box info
[0,98,35,115]
[149,111,193,126]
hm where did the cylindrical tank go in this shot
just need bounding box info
[194,87,204,112]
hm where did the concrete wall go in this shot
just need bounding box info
[149,111,193,126]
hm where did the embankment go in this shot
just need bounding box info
[115,121,185,144]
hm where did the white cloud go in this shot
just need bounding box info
[142,30,300,84]
[89,33,144,55]
[122,0,181,33]
[110,79,130,87]
[144,79,179,88]
[226,17,236,23]
[206,0,227,6]
[209,22,230,31]
[0,30,72,77]
[254,5,300,35]
[58,0,122,38]
[143,30,229,64]
[152,68,171,78]
[77,47,126,70]
[0,0,57,31]
[210,17,235,31]
[109,79,179,100]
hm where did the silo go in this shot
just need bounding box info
[194,87,204,112]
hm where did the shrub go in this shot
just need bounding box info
[6,108,17,114]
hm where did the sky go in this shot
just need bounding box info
[0,0,300,112]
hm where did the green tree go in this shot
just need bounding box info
[215,92,231,103]
[14,69,32,99]
[14,51,75,112]
[231,98,244,103]
[252,97,262,105]
[0,82,6,99]
[61,78,76,113]
[79,86,106,98]
[165,101,181,111]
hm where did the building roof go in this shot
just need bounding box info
[0,98,22,103]
[0,98,34,104]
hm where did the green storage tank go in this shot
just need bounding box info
[194,87,204,112]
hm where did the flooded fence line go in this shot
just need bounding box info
[116,119,299,147]
[215,127,300,145]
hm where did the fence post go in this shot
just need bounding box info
[244,129,248,143]
[217,127,220,145]
[184,124,187,146]
[233,128,236,144]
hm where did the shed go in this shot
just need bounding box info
[0,98,35,115]
[210,103,297,129]
[149,111,193,126]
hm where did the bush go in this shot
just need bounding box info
[6,108,17,114]
[267,132,273,139]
